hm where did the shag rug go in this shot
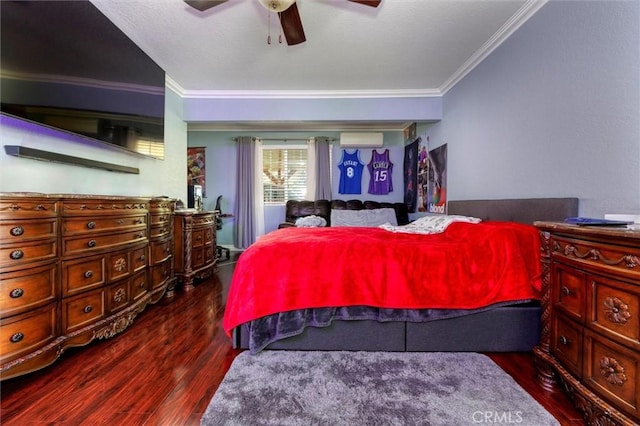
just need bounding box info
[201,351,558,426]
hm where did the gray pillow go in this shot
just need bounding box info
[330,208,398,227]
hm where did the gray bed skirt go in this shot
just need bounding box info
[233,303,541,352]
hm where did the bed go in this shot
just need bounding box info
[227,197,578,353]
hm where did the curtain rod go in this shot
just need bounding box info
[232,137,338,142]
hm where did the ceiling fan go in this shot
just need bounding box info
[184,0,381,46]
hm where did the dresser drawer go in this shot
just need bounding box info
[61,256,105,297]
[0,239,57,268]
[150,238,172,265]
[132,246,147,273]
[553,263,586,322]
[0,218,57,243]
[130,271,147,302]
[62,229,147,256]
[588,274,639,350]
[192,229,205,248]
[204,244,215,264]
[584,329,640,420]
[150,259,172,291]
[62,289,105,333]
[552,313,583,378]
[192,246,205,269]
[0,263,58,318]
[0,303,57,364]
[107,279,130,314]
[149,223,172,239]
[62,214,146,236]
[0,200,57,220]
[61,199,147,216]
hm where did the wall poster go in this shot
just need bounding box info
[426,143,447,214]
[187,147,206,197]
[403,139,419,212]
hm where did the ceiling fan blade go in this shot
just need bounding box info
[279,2,306,45]
[348,0,381,7]
[184,0,228,12]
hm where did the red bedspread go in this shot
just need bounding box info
[223,221,542,334]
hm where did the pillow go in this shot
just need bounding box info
[331,208,398,227]
[380,214,481,234]
[295,215,327,227]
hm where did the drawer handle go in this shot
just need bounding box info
[135,218,143,224]
[196,235,202,241]
[86,221,96,229]
[10,250,24,260]
[87,239,97,248]
[9,288,24,298]
[559,335,570,346]
[84,270,94,279]
[561,286,571,296]
[116,219,124,225]
[10,226,24,236]
[139,281,145,288]
[165,247,171,253]
[83,305,93,314]
[139,255,146,262]
[10,332,24,343]
[163,269,168,277]
[137,232,144,238]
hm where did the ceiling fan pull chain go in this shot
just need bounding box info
[267,11,272,44]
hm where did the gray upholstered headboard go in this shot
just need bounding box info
[447,198,579,225]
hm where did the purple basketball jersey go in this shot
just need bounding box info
[367,149,393,195]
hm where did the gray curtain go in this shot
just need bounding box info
[233,136,256,249]
[314,136,332,200]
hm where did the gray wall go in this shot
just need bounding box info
[427,0,639,217]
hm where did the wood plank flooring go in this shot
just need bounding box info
[1,258,585,425]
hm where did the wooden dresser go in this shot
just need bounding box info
[0,193,175,380]
[534,222,640,425]
[173,210,218,291]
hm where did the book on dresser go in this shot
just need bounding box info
[533,221,640,425]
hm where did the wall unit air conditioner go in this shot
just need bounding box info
[339,132,384,148]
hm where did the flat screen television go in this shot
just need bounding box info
[1,1,166,159]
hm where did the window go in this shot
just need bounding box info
[262,146,307,204]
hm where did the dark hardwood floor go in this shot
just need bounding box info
[1,257,585,425]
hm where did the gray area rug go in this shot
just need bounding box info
[201,351,559,426]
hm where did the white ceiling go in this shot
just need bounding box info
[90,0,547,129]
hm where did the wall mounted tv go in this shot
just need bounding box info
[1,1,166,159]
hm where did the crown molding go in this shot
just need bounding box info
[439,0,548,94]
[165,76,441,99]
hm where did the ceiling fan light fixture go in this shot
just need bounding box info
[259,0,295,13]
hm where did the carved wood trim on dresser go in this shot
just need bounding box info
[0,193,176,380]
[534,221,640,425]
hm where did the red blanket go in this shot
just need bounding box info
[223,221,542,334]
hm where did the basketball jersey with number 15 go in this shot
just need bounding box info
[367,149,393,195]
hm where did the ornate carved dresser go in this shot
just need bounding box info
[173,210,218,291]
[0,193,175,380]
[534,222,640,425]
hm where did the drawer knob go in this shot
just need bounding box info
[10,226,24,236]
[87,239,97,248]
[139,281,145,288]
[559,335,570,346]
[603,296,631,324]
[135,218,143,224]
[83,305,93,314]
[10,250,24,260]
[87,221,96,229]
[10,332,24,343]
[116,219,124,225]
[561,286,571,296]
[139,255,146,262]
[9,288,24,298]
[137,232,144,238]
[84,270,94,279]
